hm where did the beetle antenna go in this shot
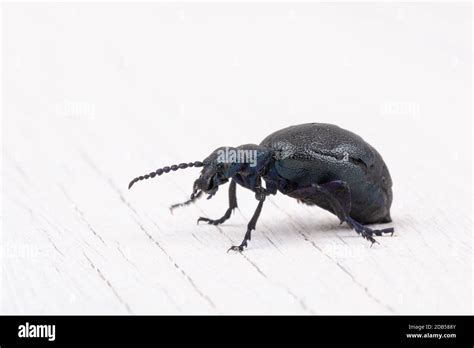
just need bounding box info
[128,161,204,189]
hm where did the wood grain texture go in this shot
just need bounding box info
[2,3,472,314]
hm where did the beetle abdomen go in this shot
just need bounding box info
[260,123,393,224]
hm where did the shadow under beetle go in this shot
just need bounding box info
[129,123,394,252]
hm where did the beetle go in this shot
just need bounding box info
[129,123,394,252]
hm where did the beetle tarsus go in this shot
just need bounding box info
[197,210,232,226]
[227,239,248,253]
[345,216,393,244]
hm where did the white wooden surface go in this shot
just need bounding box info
[1,3,472,314]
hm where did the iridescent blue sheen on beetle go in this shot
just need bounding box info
[129,123,394,251]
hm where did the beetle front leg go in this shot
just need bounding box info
[197,180,237,225]
[169,191,203,213]
[228,188,266,252]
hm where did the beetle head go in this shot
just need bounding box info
[128,144,273,211]
[192,147,243,198]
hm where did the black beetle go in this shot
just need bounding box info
[129,123,394,251]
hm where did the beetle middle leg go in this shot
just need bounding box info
[197,180,237,225]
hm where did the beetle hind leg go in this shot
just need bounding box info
[314,181,394,244]
[345,216,394,245]
[346,216,394,236]
[288,181,394,245]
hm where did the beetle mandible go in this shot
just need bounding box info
[129,123,394,251]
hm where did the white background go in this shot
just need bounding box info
[2,2,472,314]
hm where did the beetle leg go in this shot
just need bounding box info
[197,180,237,225]
[314,182,396,244]
[228,191,265,252]
[289,181,393,245]
[345,216,394,237]
[169,191,203,213]
[306,182,374,244]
